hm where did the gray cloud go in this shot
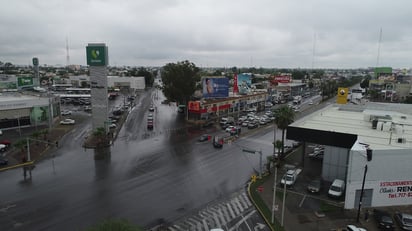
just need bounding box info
[1,0,411,68]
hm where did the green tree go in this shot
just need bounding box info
[273,139,283,158]
[274,106,295,158]
[161,60,200,105]
[92,127,107,146]
[136,67,154,87]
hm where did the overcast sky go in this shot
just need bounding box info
[1,0,411,68]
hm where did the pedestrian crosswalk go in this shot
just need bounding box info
[166,191,253,231]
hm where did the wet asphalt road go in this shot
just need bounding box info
[0,87,278,231]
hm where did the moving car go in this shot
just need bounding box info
[373,209,394,230]
[212,136,223,148]
[60,119,75,125]
[394,212,412,231]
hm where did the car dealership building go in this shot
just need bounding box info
[287,102,412,209]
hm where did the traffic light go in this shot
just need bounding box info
[366,149,372,161]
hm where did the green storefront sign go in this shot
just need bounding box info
[17,77,34,87]
[86,44,108,66]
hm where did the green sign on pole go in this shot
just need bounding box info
[86,44,108,66]
[32,57,39,66]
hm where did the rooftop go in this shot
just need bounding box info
[291,102,412,150]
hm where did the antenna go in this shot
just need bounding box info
[312,32,316,69]
[376,28,382,67]
[66,36,70,66]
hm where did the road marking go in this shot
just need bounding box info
[227,202,236,219]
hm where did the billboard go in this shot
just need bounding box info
[237,74,252,95]
[17,77,34,87]
[202,77,229,98]
[274,75,291,83]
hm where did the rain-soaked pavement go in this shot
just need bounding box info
[0,87,277,231]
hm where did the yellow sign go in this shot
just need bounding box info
[336,87,349,104]
[251,174,257,183]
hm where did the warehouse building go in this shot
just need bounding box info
[287,102,412,209]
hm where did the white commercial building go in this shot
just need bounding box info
[287,102,412,209]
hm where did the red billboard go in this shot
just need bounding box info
[273,75,291,83]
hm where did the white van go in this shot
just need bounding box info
[328,179,345,198]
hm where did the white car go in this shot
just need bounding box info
[109,123,117,129]
[225,126,235,132]
[0,144,7,152]
[346,225,367,231]
[60,119,75,125]
[0,129,2,136]
[61,110,72,116]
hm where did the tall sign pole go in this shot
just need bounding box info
[86,43,109,131]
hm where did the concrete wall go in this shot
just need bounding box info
[322,146,349,182]
[345,147,412,209]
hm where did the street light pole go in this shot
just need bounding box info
[281,174,287,226]
[356,164,368,223]
[271,161,278,224]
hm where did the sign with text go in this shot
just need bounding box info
[86,44,108,66]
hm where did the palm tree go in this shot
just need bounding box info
[274,106,295,159]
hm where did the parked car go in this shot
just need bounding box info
[225,126,236,133]
[108,123,117,129]
[394,212,412,231]
[61,110,72,116]
[0,140,11,147]
[84,106,92,112]
[373,209,394,230]
[345,224,367,231]
[60,119,75,125]
[149,105,155,112]
[308,150,324,160]
[0,129,2,135]
[198,134,209,142]
[307,178,322,194]
[280,169,299,187]
[0,144,7,152]
[0,157,8,165]
[248,122,258,129]
[147,121,153,129]
[328,179,345,198]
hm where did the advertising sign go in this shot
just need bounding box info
[86,44,108,66]
[188,101,200,111]
[202,77,229,98]
[237,74,252,95]
[336,87,349,104]
[274,75,291,83]
[17,77,34,87]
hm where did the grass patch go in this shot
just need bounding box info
[249,176,285,231]
[319,201,341,212]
